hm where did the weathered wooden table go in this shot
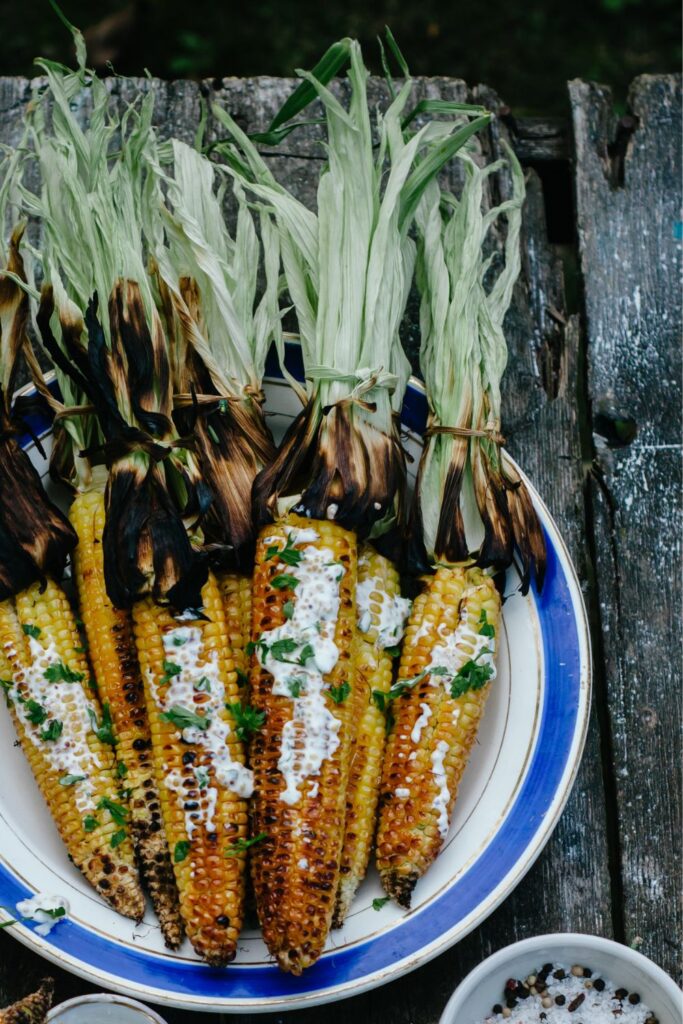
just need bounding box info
[0,71,680,1022]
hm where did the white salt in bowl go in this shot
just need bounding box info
[46,993,168,1024]
[439,934,682,1024]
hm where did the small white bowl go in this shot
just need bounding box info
[440,933,682,1024]
[47,993,168,1024]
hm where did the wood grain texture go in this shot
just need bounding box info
[570,74,682,980]
[0,72,618,1021]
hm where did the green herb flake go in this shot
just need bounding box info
[59,774,86,787]
[235,668,249,687]
[73,645,88,655]
[173,635,188,647]
[174,840,191,863]
[116,761,128,779]
[224,832,267,857]
[40,719,63,742]
[297,643,315,665]
[287,679,303,698]
[328,681,351,704]
[44,906,66,920]
[110,828,127,849]
[195,768,210,790]
[227,702,266,742]
[0,918,16,929]
[449,659,494,699]
[160,704,211,732]
[160,660,182,686]
[21,624,41,639]
[267,638,298,661]
[245,641,257,656]
[372,897,390,911]
[266,533,303,567]
[0,679,12,707]
[271,573,299,590]
[96,796,128,826]
[282,600,295,620]
[194,676,212,693]
[385,645,401,658]
[25,700,47,725]
[83,815,99,833]
[44,661,84,684]
[88,703,115,745]
[478,609,495,638]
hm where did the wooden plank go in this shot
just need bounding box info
[0,75,611,1021]
[570,74,682,980]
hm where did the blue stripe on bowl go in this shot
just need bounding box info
[1,350,583,1006]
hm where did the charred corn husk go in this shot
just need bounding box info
[0,579,144,920]
[70,485,183,949]
[248,516,357,974]
[376,565,500,908]
[133,573,252,966]
[333,544,410,927]
[0,979,54,1024]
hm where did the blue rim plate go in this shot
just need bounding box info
[0,351,591,1014]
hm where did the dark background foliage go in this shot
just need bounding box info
[0,0,680,114]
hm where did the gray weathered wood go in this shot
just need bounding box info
[570,74,682,980]
[0,70,631,1022]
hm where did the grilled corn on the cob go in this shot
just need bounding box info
[376,565,500,907]
[333,544,410,927]
[133,573,252,965]
[0,579,145,920]
[248,516,357,974]
[70,486,183,948]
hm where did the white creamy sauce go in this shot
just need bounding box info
[326,503,338,520]
[410,702,432,744]
[16,893,68,936]
[427,600,497,691]
[150,623,253,838]
[431,740,451,838]
[356,566,411,649]
[6,636,100,814]
[256,529,345,805]
[395,787,410,799]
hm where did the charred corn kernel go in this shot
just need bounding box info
[333,545,409,928]
[376,564,500,908]
[0,978,54,1024]
[0,579,144,920]
[133,572,251,966]
[249,515,357,974]
[70,486,183,949]
[218,573,251,686]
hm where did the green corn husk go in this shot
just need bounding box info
[0,150,76,600]
[212,38,491,543]
[22,30,210,609]
[141,136,282,570]
[413,144,546,591]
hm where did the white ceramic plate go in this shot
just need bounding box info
[0,360,591,1013]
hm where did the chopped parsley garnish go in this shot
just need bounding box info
[44,661,84,684]
[265,533,303,567]
[160,705,211,732]
[478,609,496,638]
[44,906,66,920]
[194,676,212,693]
[173,634,188,647]
[97,796,128,826]
[287,679,304,698]
[0,679,12,706]
[195,767,210,789]
[282,600,295,620]
[235,668,249,687]
[110,828,127,849]
[224,832,267,857]
[372,897,390,911]
[83,815,99,833]
[88,702,115,745]
[328,681,351,704]
[385,645,401,658]
[266,638,298,661]
[116,761,128,779]
[245,641,257,656]
[0,919,16,929]
[297,643,315,665]
[40,719,63,742]
[449,657,494,699]
[372,689,388,713]
[21,624,41,639]
[227,702,266,742]
[73,645,88,655]
[271,573,299,590]
[160,660,182,686]
[59,774,86,786]
[174,840,191,863]
[25,700,47,725]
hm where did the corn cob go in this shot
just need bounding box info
[218,573,252,687]
[0,579,145,920]
[133,573,251,965]
[248,515,357,974]
[0,979,54,1024]
[69,486,184,949]
[376,565,500,907]
[333,544,410,927]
